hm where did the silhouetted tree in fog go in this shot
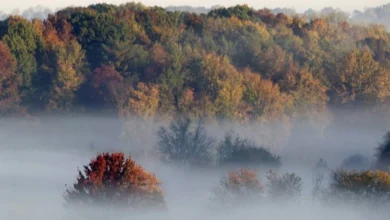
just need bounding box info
[217,131,281,167]
[376,132,390,170]
[267,171,302,200]
[315,158,329,170]
[157,116,214,166]
[312,158,329,200]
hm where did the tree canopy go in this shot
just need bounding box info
[0,3,390,125]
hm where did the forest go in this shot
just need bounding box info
[0,2,390,123]
[2,2,390,220]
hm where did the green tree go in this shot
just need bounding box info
[2,16,42,102]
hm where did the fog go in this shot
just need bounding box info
[2,0,390,14]
[0,112,389,220]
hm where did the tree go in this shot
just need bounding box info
[45,40,87,111]
[266,171,302,200]
[198,53,244,120]
[102,39,149,80]
[40,18,88,112]
[64,152,165,212]
[209,169,263,210]
[331,49,390,105]
[2,16,42,103]
[0,41,22,114]
[312,158,329,200]
[327,169,390,207]
[217,131,281,167]
[241,69,290,122]
[86,64,124,109]
[284,70,330,126]
[376,132,390,169]
[120,82,160,119]
[67,11,131,70]
[157,116,214,165]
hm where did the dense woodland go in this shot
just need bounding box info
[1,2,390,127]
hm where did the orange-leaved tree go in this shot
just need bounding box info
[64,152,165,211]
[209,169,263,210]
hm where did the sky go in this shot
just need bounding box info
[0,0,389,13]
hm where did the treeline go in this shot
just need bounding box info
[1,3,390,124]
[167,4,390,30]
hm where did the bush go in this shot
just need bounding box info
[376,132,390,169]
[341,154,370,171]
[267,171,302,200]
[209,169,263,210]
[217,131,281,167]
[327,169,390,207]
[157,116,214,166]
[64,152,165,212]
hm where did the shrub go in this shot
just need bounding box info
[209,169,263,210]
[217,131,281,167]
[267,171,302,200]
[376,132,390,170]
[157,116,214,166]
[327,169,390,207]
[64,152,165,212]
[341,154,370,171]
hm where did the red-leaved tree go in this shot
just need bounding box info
[64,152,165,212]
[0,41,22,115]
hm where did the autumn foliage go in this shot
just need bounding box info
[327,169,390,207]
[0,3,388,128]
[0,41,21,114]
[64,152,165,211]
[210,169,263,209]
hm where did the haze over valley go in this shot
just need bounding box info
[1,1,390,220]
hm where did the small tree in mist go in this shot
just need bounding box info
[209,169,264,210]
[267,171,302,200]
[217,131,281,167]
[157,116,214,166]
[376,132,390,170]
[341,154,370,171]
[326,169,390,207]
[315,158,329,170]
[312,158,329,200]
[64,152,165,213]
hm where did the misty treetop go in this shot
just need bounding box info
[1,3,390,124]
